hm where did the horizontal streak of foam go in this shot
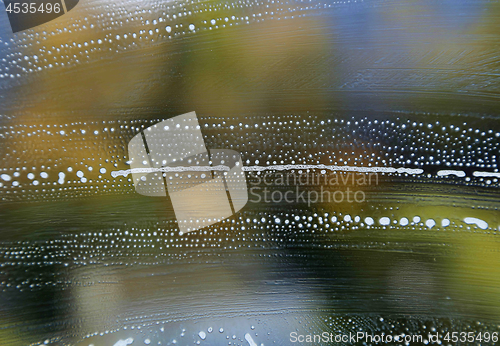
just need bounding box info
[243,165,424,175]
[111,165,424,178]
[111,165,230,178]
[437,170,466,177]
[473,171,500,178]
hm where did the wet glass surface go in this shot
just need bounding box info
[0,0,500,345]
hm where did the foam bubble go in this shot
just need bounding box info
[379,217,390,226]
[464,217,488,230]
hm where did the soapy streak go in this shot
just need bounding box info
[111,165,230,178]
[437,170,466,177]
[473,171,500,178]
[111,165,424,178]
